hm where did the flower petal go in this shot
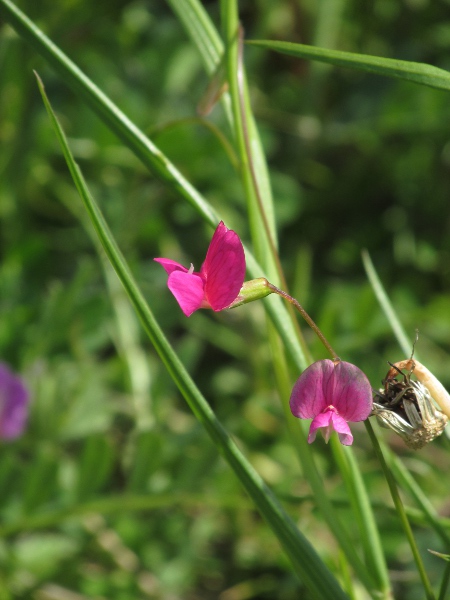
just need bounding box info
[290,359,372,422]
[308,409,353,446]
[0,364,29,440]
[167,270,206,317]
[290,360,334,419]
[201,221,246,311]
[154,258,188,276]
[327,361,373,422]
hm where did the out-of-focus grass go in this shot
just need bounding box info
[1,1,450,598]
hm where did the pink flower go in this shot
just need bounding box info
[154,221,246,317]
[289,359,373,446]
[0,363,30,440]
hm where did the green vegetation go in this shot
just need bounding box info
[1,1,450,598]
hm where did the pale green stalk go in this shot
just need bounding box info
[221,0,278,276]
[219,3,385,595]
[164,0,233,126]
[386,450,450,547]
[331,440,391,597]
[365,420,436,600]
[362,250,412,356]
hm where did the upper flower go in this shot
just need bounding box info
[290,359,373,446]
[0,363,30,440]
[154,221,246,317]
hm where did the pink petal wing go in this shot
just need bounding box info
[307,409,354,446]
[330,412,354,446]
[167,271,205,317]
[154,258,188,275]
[201,222,246,311]
[290,360,334,419]
[308,410,333,443]
[327,361,373,422]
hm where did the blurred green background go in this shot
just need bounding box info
[1,0,450,598]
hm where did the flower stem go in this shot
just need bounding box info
[267,282,339,361]
[365,419,436,600]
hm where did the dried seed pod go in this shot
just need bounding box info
[387,359,450,419]
[372,359,448,450]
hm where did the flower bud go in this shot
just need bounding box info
[228,278,272,308]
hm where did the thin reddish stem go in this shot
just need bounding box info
[267,283,340,362]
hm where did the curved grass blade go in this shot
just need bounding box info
[165,0,233,124]
[331,439,390,596]
[362,249,412,356]
[36,72,348,600]
[247,39,450,92]
[365,420,436,600]
[387,452,450,547]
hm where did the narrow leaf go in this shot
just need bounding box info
[248,39,450,92]
[362,249,412,356]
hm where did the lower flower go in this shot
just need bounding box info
[290,359,373,446]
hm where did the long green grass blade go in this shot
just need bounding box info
[332,440,390,595]
[247,39,450,92]
[36,72,348,600]
[222,0,278,271]
[166,0,223,75]
[388,453,450,547]
[365,421,436,600]
[362,249,412,356]
[221,7,384,596]
[165,0,233,125]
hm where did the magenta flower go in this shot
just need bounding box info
[290,359,372,446]
[154,221,246,317]
[0,363,30,440]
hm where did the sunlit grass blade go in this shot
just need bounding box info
[387,452,450,547]
[165,0,223,75]
[365,420,436,600]
[247,39,450,92]
[165,0,233,124]
[331,439,390,596]
[222,0,278,274]
[220,6,386,596]
[362,249,413,356]
[36,72,349,600]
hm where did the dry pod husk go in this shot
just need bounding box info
[372,359,448,450]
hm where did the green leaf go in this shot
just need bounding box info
[35,72,349,600]
[361,250,412,356]
[247,39,450,92]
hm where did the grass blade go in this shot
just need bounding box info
[247,39,450,92]
[36,72,348,600]
[362,249,412,356]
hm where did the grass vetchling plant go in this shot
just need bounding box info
[1,0,450,598]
